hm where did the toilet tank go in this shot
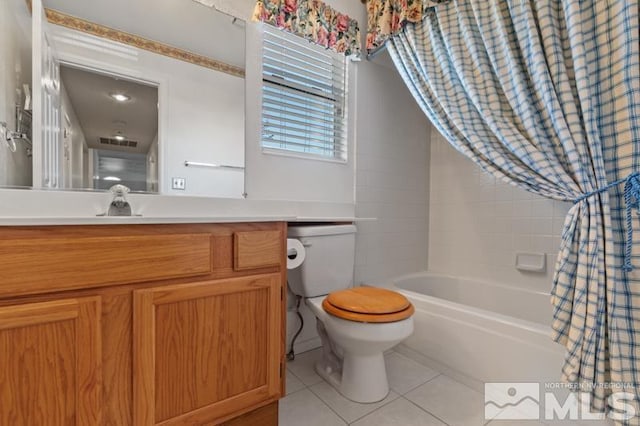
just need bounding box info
[287,225,357,298]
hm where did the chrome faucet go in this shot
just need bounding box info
[107,184,132,216]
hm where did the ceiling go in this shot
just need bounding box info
[44,0,246,68]
[60,65,158,154]
[191,0,255,21]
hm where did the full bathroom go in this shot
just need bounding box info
[0,0,638,425]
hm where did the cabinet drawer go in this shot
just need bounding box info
[233,230,282,271]
[0,233,212,297]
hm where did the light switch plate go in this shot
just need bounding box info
[172,177,186,190]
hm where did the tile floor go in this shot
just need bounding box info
[279,348,612,426]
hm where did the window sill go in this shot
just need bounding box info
[260,148,348,164]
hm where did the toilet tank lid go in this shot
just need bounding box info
[288,224,357,237]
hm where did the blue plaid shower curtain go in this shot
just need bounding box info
[386,0,640,420]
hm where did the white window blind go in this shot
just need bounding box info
[261,25,348,161]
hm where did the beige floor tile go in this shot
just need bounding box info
[309,380,400,423]
[279,388,346,426]
[406,375,485,426]
[351,397,446,426]
[385,351,440,395]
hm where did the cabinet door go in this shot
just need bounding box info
[0,297,102,425]
[133,273,282,425]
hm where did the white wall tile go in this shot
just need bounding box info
[428,129,572,292]
[353,60,431,285]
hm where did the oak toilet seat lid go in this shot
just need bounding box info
[322,287,414,323]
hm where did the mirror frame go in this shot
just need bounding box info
[44,7,245,78]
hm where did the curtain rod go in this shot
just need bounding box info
[366,44,388,60]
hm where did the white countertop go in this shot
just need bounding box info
[0,215,379,226]
[0,215,297,226]
[0,188,378,226]
[294,216,377,222]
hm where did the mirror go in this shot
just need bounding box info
[0,0,32,187]
[60,64,159,191]
[0,0,246,198]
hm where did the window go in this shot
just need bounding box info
[260,25,348,161]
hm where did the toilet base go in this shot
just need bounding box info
[315,318,390,403]
[315,353,390,403]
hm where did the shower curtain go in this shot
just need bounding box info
[383,0,640,420]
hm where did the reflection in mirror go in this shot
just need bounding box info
[1,0,247,198]
[59,65,159,191]
[0,0,32,188]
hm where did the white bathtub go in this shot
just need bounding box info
[389,272,565,384]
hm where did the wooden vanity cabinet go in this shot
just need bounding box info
[134,274,282,425]
[0,222,286,426]
[0,296,102,425]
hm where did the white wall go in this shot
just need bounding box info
[0,0,32,187]
[354,54,431,284]
[60,82,87,188]
[428,129,571,292]
[243,0,378,204]
[146,133,158,192]
[70,128,85,188]
[164,62,244,198]
[50,25,245,198]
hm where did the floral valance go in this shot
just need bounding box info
[253,0,361,57]
[366,0,450,53]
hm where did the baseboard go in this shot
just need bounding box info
[394,343,484,393]
[292,337,321,355]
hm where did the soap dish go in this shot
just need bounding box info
[515,252,546,273]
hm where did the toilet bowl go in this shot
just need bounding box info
[306,288,414,402]
[287,225,415,403]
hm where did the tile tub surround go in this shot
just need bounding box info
[281,348,613,426]
[354,55,432,285]
[428,128,572,292]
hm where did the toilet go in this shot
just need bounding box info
[287,225,414,403]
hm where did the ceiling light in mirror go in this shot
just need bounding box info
[110,93,131,102]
